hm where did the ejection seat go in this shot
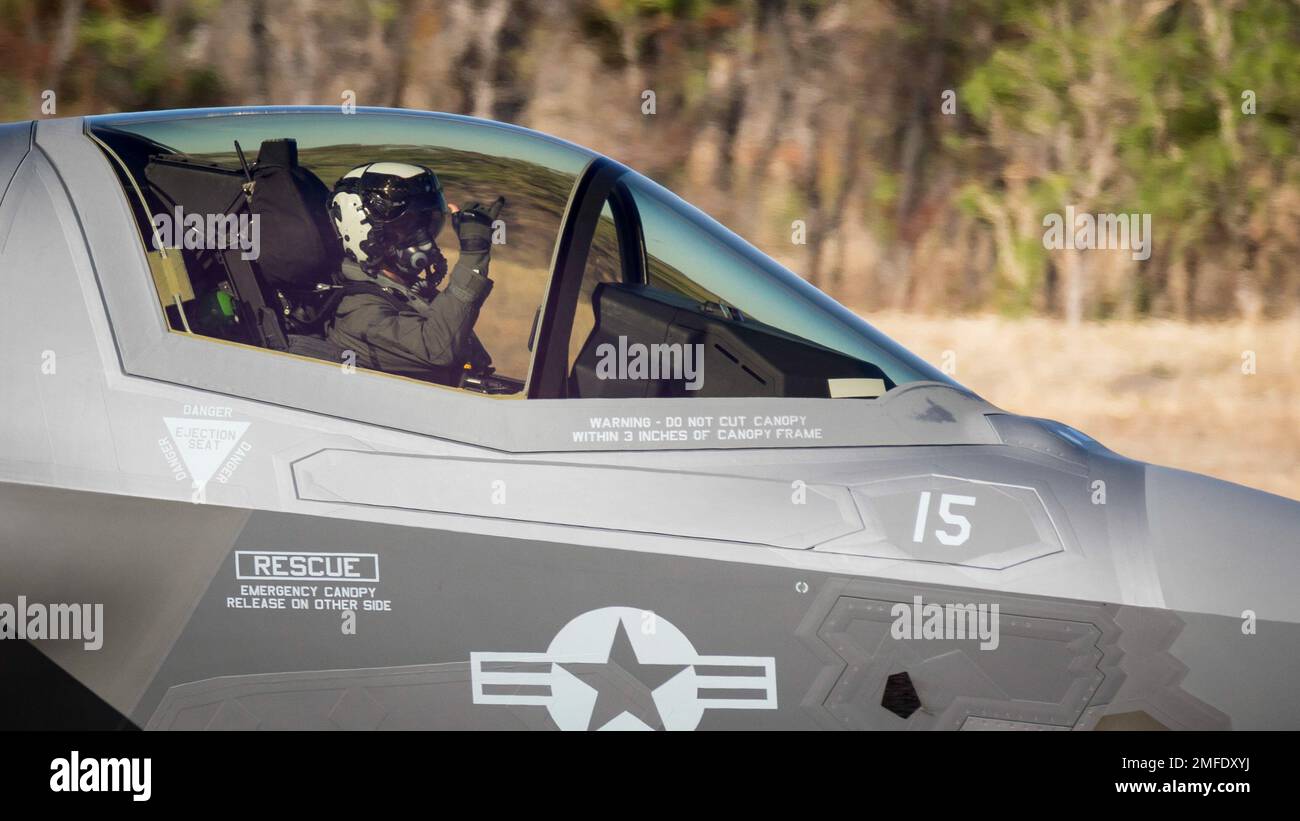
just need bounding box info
[140,137,346,363]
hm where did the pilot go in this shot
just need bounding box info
[326,161,502,385]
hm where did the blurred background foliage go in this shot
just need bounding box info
[2,0,1298,321]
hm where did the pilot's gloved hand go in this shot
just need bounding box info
[451,197,505,254]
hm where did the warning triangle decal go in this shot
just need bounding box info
[164,417,250,488]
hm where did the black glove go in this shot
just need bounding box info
[451,197,505,254]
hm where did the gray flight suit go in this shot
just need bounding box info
[327,250,493,385]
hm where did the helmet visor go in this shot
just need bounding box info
[364,186,445,225]
[358,164,446,221]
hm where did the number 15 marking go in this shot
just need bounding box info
[912,491,976,546]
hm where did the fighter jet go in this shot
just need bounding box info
[0,106,1296,731]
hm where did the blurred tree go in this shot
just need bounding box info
[964,0,1300,321]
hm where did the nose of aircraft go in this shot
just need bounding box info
[1142,464,1300,624]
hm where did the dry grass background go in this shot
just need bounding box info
[868,314,1300,501]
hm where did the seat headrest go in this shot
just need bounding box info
[256,138,298,169]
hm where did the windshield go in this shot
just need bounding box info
[622,172,955,390]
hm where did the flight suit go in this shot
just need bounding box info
[327,249,493,385]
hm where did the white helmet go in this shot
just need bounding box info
[329,162,447,279]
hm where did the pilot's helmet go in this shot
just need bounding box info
[329,162,447,279]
